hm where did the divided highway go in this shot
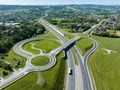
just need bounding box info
[40,18,100,90]
[40,18,76,90]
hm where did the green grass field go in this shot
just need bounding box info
[0,48,26,77]
[5,48,26,68]
[34,40,60,53]
[31,56,49,66]
[23,39,60,54]
[64,33,75,39]
[88,35,120,90]
[76,38,93,55]
[5,51,66,90]
[23,32,60,54]
[22,41,40,54]
[37,32,58,39]
[92,36,120,52]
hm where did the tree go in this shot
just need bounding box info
[2,71,8,76]
[36,29,44,34]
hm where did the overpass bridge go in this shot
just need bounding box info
[61,36,80,50]
[49,36,80,58]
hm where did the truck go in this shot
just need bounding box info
[68,68,72,75]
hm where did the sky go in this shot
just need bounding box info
[0,0,120,5]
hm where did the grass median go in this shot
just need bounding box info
[76,37,93,55]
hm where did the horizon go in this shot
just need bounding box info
[0,0,120,5]
[0,4,120,6]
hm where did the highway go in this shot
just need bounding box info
[82,19,105,90]
[40,18,87,90]
[83,19,107,35]
[83,37,98,90]
[40,18,101,90]
[0,33,79,89]
[40,18,76,90]
[81,19,107,90]
[40,18,90,90]
[40,18,97,90]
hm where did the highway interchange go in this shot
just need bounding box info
[0,31,80,89]
[0,17,104,90]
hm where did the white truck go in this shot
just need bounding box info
[68,68,72,75]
